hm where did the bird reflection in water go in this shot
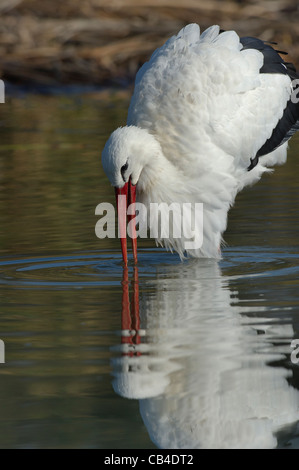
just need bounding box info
[119,267,141,359]
[112,261,299,449]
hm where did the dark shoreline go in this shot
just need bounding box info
[1,0,298,87]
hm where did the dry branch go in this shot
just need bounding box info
[0,0,298,86]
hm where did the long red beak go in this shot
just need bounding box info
[115,178,138,266]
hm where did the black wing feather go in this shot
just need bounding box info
[240,36,299,171]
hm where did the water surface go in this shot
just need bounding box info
[0,92,299,448]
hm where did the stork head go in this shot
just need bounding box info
[102,126,161,187]
[102,126,161,265]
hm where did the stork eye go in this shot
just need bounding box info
[121,161,129,182]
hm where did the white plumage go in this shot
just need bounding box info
[112,261,299,449]
[102,24,298,261]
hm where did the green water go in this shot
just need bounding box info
[0,92,299,449]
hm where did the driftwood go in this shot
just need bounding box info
[0,0,298,86]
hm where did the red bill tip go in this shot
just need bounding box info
[115,178,138,265]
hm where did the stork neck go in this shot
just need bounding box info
[138,145,181,196]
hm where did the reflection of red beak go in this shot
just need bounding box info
[121,266,140,356]
[115,177,138,265]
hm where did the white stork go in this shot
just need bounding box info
[102,24,299,263]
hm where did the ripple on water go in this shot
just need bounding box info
[221,246,299,278]
[0,249,177,289]
[0,246,299,449]
[0,246,299,291]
